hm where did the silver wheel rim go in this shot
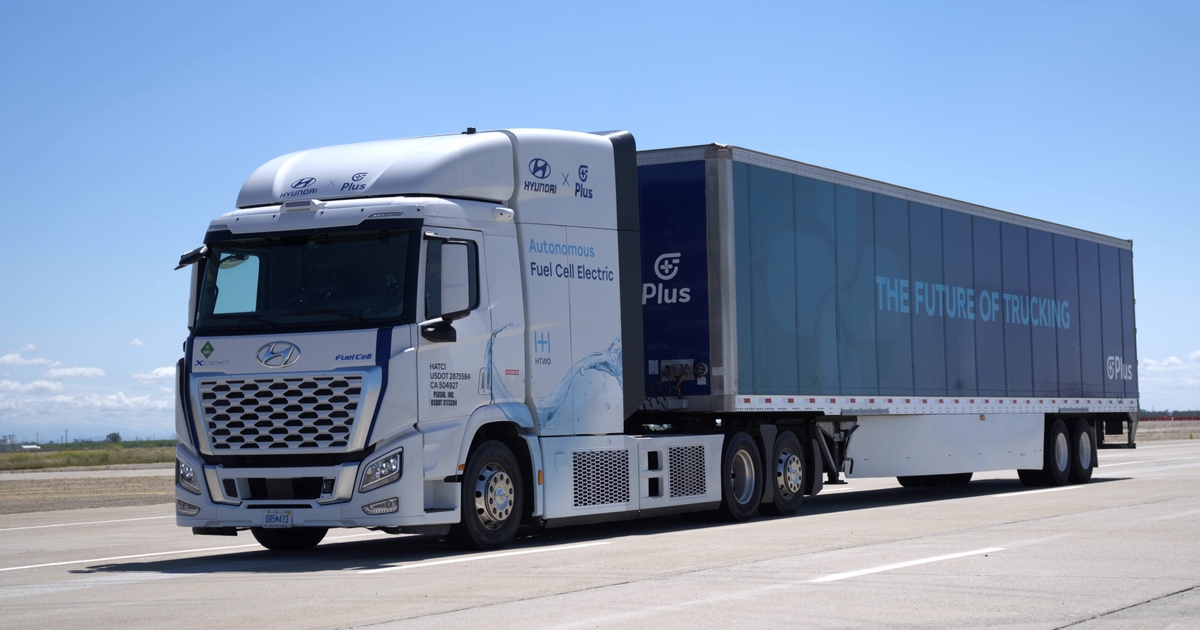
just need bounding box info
[474,463,514,530]
[730,448,757,505]
[776,449,803,499]
[1055,432,1070,472]
[1078,430,1093,470]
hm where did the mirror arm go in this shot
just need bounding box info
[175,245,208,271]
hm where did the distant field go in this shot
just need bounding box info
[0,441,175,471]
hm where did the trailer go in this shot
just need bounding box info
[174,129,1137,551]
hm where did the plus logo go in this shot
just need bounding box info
[654,253,681,281]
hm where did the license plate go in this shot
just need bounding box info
[263,510,292,529]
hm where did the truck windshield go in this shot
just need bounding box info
[194,229,418,333]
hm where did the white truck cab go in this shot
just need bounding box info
[175,129,721,550]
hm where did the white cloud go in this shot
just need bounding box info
[1139,351,1200,411]
[0,380,65,393]
[133,366,175,382]
[130,338,145,347]
[46,391,171,411]
[43,367,106,378]
[8,344,38,353]
[0,353,55,366]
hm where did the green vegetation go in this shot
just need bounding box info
[0,440,175,471]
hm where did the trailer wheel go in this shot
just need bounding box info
[1041,419,1071,487]
[250,527,328,551]
[716,432,762,521]
[1017,469,1043,487]
[448,440,523,551]
[760,431,805,516]
[897,475,926,488]
[1069,420,1095,484]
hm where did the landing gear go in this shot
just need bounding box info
[449,440,524,550]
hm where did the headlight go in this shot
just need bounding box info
[176,458,201,495]
[359,449,403,493]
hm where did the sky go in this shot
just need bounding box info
[1,1,1197,442]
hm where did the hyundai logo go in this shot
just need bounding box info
[290,177,316,189]
[528,158,551,180]
[256,341,301,368]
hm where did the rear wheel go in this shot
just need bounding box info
[1069,419,1095,484]
[760,431,805,516]
[250,527,328,551]
[897,475,926,488]
[716,432,762,521]
[448,440,524,551]
[1041,419,1071,487]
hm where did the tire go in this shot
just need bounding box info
[448,440,524,551]
[897,475,926,488]
[1069,419,1095,484]
[1041,418,1071,487]
[716,432,763,522]
[250,527,328,551]
[760,431,805,516]
[1017,469,1043,487]
[946,473,973,486]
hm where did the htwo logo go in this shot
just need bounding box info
[1106,356,1134,380]
[643,252,690,305]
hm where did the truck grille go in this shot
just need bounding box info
[197,374,363,451]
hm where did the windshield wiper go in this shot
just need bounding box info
[285,309,369,326]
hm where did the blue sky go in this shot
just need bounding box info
[1,1,1197,442]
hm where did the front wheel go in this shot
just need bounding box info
[251,527,328,551]
[448,440,524,551]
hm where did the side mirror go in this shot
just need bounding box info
[419,318,457,343]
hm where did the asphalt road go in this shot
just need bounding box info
[2,441,1198,629]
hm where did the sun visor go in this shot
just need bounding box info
[235,132,515,208]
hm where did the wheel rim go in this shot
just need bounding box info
[474,463,514,530]
[776,449,803,499]
[1055,432,1070,472]
[730,448,757,505]
[1078,430,1093,470]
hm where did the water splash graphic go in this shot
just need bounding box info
[534,338,622,429]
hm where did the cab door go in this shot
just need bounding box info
[417,228,493,426]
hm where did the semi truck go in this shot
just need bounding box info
[174,128,1138,551]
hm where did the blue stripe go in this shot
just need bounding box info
[363,327,392,446]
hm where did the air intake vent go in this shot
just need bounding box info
[572,449,630,507]
[669,445,706,498]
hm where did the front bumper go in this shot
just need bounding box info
[174,433,456,529]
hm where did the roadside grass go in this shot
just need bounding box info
[0,442,175,471]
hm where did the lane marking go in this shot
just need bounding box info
[0,531,384,573]
[988,485,1084,498]
[0,515,173,533]
[810,547,1004,583]
[359,541,610,574]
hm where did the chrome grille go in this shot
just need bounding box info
[572,449,631,507]
[669,445,706,498]
[197,374,363,451]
